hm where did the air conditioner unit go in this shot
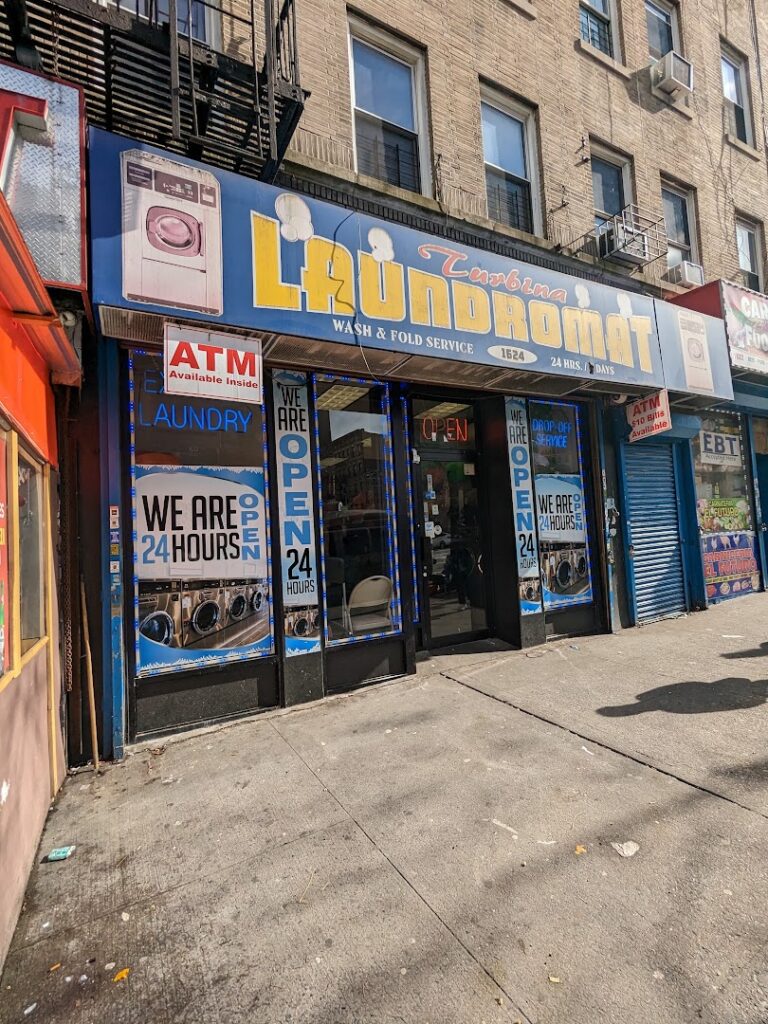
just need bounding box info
[653,50,694,95]
[598,223,652,265]
[664,260,705,288]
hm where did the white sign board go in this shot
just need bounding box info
[699,429,742,467]
[134,465,267,580]
[164,325,262,404]
[626,390,672,443]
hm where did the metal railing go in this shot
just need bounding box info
[485,170,533,234]
[580,5,612,56]
[355,123,421,193]
[569,203,668,267]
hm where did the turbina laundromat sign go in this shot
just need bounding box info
[163,325,263,405]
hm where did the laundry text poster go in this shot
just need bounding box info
[272,370,321,656]
[133,464,273,676]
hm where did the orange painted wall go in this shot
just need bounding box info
[0,322,57,466]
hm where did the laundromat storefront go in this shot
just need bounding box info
[88,129,732,740]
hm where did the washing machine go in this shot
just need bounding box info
[181,583,228,646]
[138,582,182,647]
[121,149,223,316]
[286,609,311,637]
[225,581,252,624]
[249,583,268,615]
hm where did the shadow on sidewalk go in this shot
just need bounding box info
[596,677,768,717]
[721,641,768,660]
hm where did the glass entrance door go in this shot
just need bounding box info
[412,397,488,646]
[420,456,487,642]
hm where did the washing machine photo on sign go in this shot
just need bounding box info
[121,149,223,316]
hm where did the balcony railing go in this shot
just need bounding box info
[0,0,307,181]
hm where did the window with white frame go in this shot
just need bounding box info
[736,219,763,292]
[721,48,752,145]
[591,148,631,234]
[481,95,538,235]
[580,0,615,58]
[349,23,429,195]
[17,452,44,654]
[645,0,679,61]
[662,183,697,267]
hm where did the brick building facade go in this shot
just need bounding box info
[287,0,768,293]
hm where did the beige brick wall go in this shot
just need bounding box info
[285,0,768,291]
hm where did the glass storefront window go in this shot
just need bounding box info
[129,351,273,676]
[18,453,44,653]
[0,426,10,673]
[529,401,594,609]
[693,412,760,601]
[314,376,401,644]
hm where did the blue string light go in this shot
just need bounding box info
[401,392,420,624]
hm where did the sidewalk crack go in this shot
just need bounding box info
[441,670,768,824]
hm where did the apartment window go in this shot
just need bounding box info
[18,453,44,654]
[350,27,427,195]
[722,49,751,144]
[662,184,696,267]
[736,220,762,292]
[481,98,536,234]
[118,0,212,45]
[580,0,614,58]
[646,0,678,60]
[591,152,628,234]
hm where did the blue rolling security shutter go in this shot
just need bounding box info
[624,442,687,622]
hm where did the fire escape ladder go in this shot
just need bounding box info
[0,0,308,181]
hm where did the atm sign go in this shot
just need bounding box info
[163,324,263,405]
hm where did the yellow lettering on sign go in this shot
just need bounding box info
[452,281,491,334]
[529,300,562,349]
[561,307,607,358]
[408,268,452,328]
[302,237,356,314]
[251,213,301,311]
[491,291,528,342]
[630,316,654,373]
[605,314,634,367]
[359,252,405,320]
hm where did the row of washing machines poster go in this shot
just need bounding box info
[132,463,317,676]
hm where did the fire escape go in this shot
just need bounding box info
[0,0,307,181]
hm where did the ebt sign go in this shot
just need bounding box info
[164,324,263,404]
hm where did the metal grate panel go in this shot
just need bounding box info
[624,442,688,622]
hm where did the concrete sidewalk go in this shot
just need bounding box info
[2,599,768,1023]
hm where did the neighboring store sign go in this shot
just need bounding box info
[272,370,320,656]
[133,464,272,675]
[89,129,731,398]
[504,397,542,615]
[653,303,733,399]
[164,325,263,405]
[626,390,672,442]
[0,65,85,290]
[722,282,768,374]
[699,429,742,467]
[702,532,760,602]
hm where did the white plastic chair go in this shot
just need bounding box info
[345,575,392,634]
